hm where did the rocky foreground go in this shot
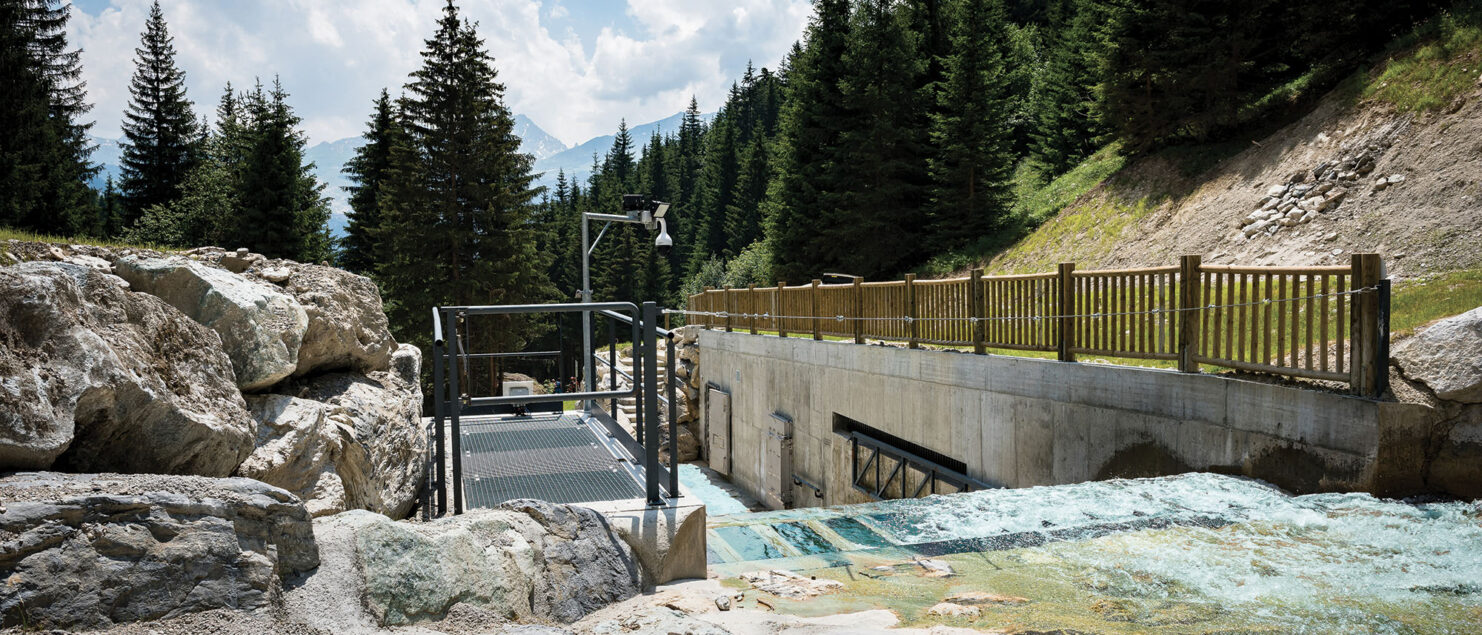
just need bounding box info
[0,242,649,631]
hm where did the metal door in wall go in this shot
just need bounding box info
[706,387,731,476]
[762,412,793,509]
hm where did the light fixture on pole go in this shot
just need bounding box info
[579,195,673,415]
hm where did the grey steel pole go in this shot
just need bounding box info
[642,302,662,506]
[581,214,593,415]
[667,334,679,496]
[446,310,463,515]
[432,326,446,515]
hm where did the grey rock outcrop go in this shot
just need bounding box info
[313,500,639,627]
[1393,306,1482,403]
[0,262,253,475]
[0,472,318,630]
[115,255,309,391]
[238,345,425,518]
[269,262,397,378]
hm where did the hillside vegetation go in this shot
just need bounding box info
[972,7,1482,285]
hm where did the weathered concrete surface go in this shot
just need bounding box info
[697,330,1466,506]
[585,498,708,588]
[0,472,318,630]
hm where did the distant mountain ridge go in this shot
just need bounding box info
[88,111,708,239]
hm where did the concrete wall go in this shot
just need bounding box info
[696,330,1444,509]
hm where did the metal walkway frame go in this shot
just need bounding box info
[425,301,680,516]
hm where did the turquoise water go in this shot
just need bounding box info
[677,463,752,515]
[705,473,1482,631]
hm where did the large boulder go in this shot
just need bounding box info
[238,344,426,518]
[0,472,318,630]
[312,500,640,627]
[0,262,254,475]
[115,255,309,391]
[1393,306,1482,403]
[261,262,397,378]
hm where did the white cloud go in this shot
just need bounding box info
[69,0,811,146]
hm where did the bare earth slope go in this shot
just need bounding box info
[989,83,1482,279]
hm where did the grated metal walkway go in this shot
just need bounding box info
[458,411,646,508]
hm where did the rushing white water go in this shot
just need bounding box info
[835,473,1482,629]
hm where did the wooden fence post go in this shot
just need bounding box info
[1178,255,1202,373]
[748,284,758,334]
[1351,253,1383,395]
[904,274,918,349]
[724,285,733,333]
[852,277,865,344]
[702,287,714,329]
[776,281,787,338]
[811,279,822,341]
[970,268,985,354]
[1057,263,1075,362]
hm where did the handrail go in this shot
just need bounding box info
[432,307,444,345]
[593,352,669,406]
[598,308,674,339]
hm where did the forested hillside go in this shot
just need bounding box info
[530,0,1452,310]
[3,0,1470,367]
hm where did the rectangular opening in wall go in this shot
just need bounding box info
[831,413,966,475]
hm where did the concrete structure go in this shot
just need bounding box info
[697,330,1455,509]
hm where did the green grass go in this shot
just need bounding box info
[1364,7,1482,111]
[916,146,1127,277]
[1391,268,1482,335]
[0,227,176,253]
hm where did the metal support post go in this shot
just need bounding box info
[608,319,617,417]
[667,334,679,496]
[581,214,593,414]
[445,309,463,515]
[431,309,446,516]
[1374,278,1391,398]
[642,302,663,506]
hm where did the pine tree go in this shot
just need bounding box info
[928,0,1016,250]
[1028,0,1110,175]
[689,109,739,269]
[376,0,553,359]
[828,0,931,278]
[118,0,198,227]
[763,0,852,283]
[233,79,331,261]
[725,132,768,256]
[340,89,395,273]
[0,0,98,235]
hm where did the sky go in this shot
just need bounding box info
[67,0,812,147]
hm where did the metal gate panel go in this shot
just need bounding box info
[762,412,793,509]
[706,387,731,476]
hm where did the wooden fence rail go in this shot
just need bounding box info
[684,254,1389,395]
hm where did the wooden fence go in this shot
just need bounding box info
[684,254,1390,395]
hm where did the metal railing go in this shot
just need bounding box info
[592,308,680,497]
[426,301,675,515]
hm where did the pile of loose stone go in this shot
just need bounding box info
[1239,136,1407,239]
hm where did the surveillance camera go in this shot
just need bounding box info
[654,218,673,257]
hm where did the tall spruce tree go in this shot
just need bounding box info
[0,0,97,235]
[376,0,552,360]
[340,89,395,273]
[232,79,331,261]
[828,0,931,278]
[118,0,197,227]
[763,0,852,283]
[1028,0,1110,174]
[928,0,1016,249]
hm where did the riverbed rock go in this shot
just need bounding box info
[0,472,318,630]
[115,255,308,391]
[240,345,425,518]
[316,500,640,626]
[0,262,254,474]
[272,262,397,378]
[1393,306,1482,403]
